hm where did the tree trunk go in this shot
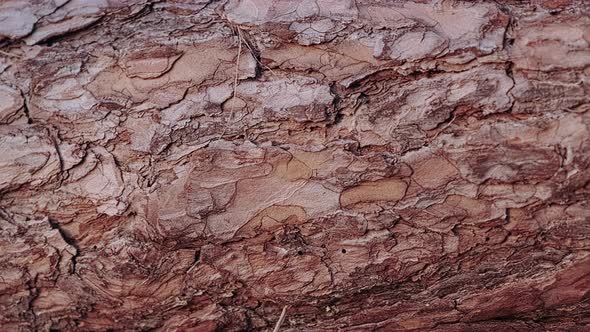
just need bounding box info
[1,0,589,331]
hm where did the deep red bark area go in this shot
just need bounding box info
[1,0,589,331]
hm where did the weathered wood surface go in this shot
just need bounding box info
[0,0,589,331]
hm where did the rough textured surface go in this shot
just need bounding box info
[1,0,589,331]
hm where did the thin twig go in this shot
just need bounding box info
[220,25,244,140]
[272,306,288,332]
[431,114,456,141]
[0,50,21,58]
[237,30,278,77]
[233,26,242,100]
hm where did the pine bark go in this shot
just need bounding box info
[1,0,589,331]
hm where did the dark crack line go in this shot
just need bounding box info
[47,217,80,274]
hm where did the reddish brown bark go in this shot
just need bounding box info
[1,0,589,331]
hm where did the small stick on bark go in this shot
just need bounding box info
[237,30,278,77]
[272,305,288,332]
[233,26,242,100]
[220,25,243,139]
[0,50,21,58]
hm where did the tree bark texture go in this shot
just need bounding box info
[1,0,589,331]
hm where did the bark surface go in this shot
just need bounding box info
[1,0,589,331]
